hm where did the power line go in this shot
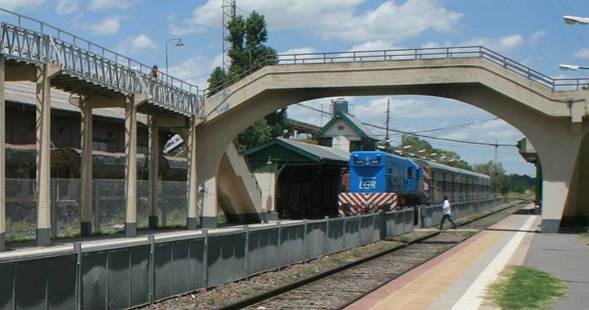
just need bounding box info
[294,103,515,147]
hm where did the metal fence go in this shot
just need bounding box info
[0,209,415,310]
[5,178,187,241]
[418,197,502,228]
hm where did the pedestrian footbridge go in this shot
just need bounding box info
[197,46,589,233]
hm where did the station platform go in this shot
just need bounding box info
[347,205,589,310]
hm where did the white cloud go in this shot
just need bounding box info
[170,0,461,45]
[116,34,157,54]
[88,0,134,10]
[464,34,524,52]
[167,54,220,88]
[351,40,396,51]
[0,0,45,10]
[82,16,121,36]
[55,0,79,15]
[529,31,545,43]
[574,48,589,59]
[282,47,316,54]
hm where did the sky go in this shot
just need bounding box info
[3,0,589,176]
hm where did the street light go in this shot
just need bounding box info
[559,64,589,71]
[165,38,184,74]
[563,15,589,25]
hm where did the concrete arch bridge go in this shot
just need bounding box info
[195,46,589,233]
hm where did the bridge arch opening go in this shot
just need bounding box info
[194,58,589,232]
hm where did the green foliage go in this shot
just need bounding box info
[486,266,567,310]
[474,161,535,194]
[206,66,227,97]
[236,119,274,151]
[398,135,471,170]
[207,10,286,150]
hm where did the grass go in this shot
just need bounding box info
[485,266,567,310]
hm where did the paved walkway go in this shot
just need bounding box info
[347,206,589,310]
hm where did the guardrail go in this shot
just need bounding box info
[203,46,589,98]
[0,8,199,116]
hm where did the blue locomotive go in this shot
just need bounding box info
[339,151,491,215]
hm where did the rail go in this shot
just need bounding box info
[203,46,589,98]
[0,8,199,116]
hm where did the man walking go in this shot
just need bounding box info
[439,195,457,230]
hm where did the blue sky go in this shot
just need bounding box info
[4,0,589,176]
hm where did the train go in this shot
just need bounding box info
[338,151,491,215]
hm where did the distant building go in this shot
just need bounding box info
[315,98,379,152]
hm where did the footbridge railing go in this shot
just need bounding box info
[0,8,199,116]
[203,46,589,99]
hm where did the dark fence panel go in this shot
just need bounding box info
[327,218,345,253]
[305,221,327,259]
[248,227,280,275]
[278,224,305,266]
[207,232,247,287]
[343,217,361,249]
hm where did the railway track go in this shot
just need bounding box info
[222,200,529,310]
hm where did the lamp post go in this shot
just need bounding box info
[563,15,589,25]
[559,64,589,71]
[165,38,184,74]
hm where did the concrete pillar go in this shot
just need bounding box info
[186,117,198,229]
[533,129,583,233]
[80,96,93,237]
[35,64,52,246]
[200,176,218,228]
[0,57,5,251]
[148,114,159,229]
[124,95,138,237]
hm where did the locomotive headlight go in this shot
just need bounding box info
[370,156,381,165]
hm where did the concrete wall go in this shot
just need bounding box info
[216,143,262,223]
[195,57,589,232]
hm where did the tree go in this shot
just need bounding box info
[207,11,285,150]
[207,67,227,97]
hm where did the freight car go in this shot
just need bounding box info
[338,151,491,215]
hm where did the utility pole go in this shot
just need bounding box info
[384,99,391,151]
[221,0,236,71]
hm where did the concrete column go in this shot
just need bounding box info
[200,176,218,228]
[534,129,583,233]
[148,114,159,229]
[186,117,198,229]
[124,95,138,237]
[0,57,5,251]
[80,96,93,237]
[35,64,52,246]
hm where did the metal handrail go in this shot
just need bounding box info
[0,8,199,116]
[202,45,589,99]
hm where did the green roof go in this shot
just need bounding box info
[244,138,349,170]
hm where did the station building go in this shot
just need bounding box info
[245,138,348,220]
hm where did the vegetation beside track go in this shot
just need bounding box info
[485,265,567,310]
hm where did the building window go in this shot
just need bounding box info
[337,125,345,130]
